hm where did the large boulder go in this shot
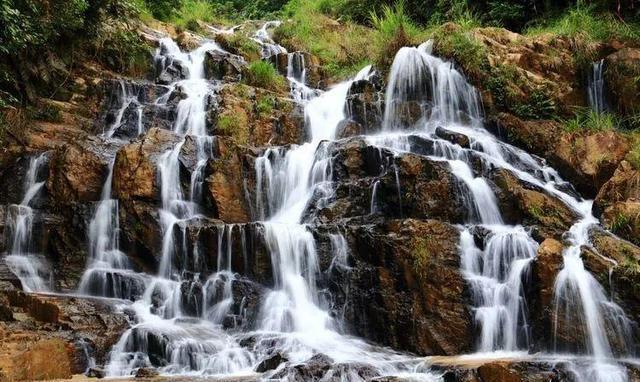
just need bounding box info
[333,219,472,355]
[317,138,466,224]
[0,288,128,379]
[113,128,182,201]
[47,139,111,204]
[492,169,578,239]
[492,113,630,198]
[204,49,247,82]
[213,83,303,146]
[604,48,640,117]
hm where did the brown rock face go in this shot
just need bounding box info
[47,140,110,203]
[492,113,630,198]
[594,160,640,214]
[214,83,303,146]
[338,219,472,355]
[113,128,182,201]
[493,169,578,239]
[0,287,128,380]
[605,48,640,117]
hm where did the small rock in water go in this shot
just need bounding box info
[86,367,105,378]
[135,367,160,378]
[256,352,289,372]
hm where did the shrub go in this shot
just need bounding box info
[244,61,287,92]
[512,88,557,120]
[256,95,275,116]
[93,27,152,76]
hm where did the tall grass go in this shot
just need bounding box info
[370,2,420,68]
[274,0,373,80]
[526,6,640,42]
[244,61,287,92]
[564,109,619,132]
[172,0,215,31]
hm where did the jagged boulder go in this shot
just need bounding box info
[204,139,252,223]
[204,49,247,82]
[317,138,466,223]
[605,48,640,117]
[344,77,384,136]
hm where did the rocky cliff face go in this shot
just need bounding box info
[1,19,640,382]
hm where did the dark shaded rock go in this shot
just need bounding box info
[256,352,288,372]
[329,219,472,355]
[204,50,247,82]
[86,367,105,378]
[435,126,470,148]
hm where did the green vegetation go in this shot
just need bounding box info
[171,0,215,31]
[370,2,421,67]
[216,112,249,144]
[215,34,262,62]
[244,61,287,92]
[628,136,640,170]
[427,23,487,78]
[564,110,619,132]
[525,6,640,42]
[274,0,373,79]
[92,27,152,77]
[256,95,276,116]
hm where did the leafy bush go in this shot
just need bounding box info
[93,27,152,76]
[244,61,287,91]
[512,88,557,120]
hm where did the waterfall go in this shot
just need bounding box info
[588,59,607,114]
[77,159,147,300]
[371,39,635,381]
[253,21,287,58]
[3,153,51,292]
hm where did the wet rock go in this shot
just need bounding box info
[272,353,334,381]
[335,118,365,139]
[135,366,160,378]
[270,51,324,87]
[320,138,466,223]
[604,48,640,117]
[492,113,630,198]
[204,49,247,82]
[256,352,288,372]
[435,126,470,148]
[87,367,105,378]
[214,83,303,146]
[113,128,182,201]
[48,140,110,203]
[493,169,578,239]
[332,219,472,355]
[205,143,252,223]
[346,78,384,134]
[0,291,129,375]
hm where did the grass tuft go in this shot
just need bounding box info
[244,61,287,92]
[564,110,619,132]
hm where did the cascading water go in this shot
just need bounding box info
[3,153,52,292]
[47,25,637,381]
[370,39,636,381]
[588,59,607,114]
